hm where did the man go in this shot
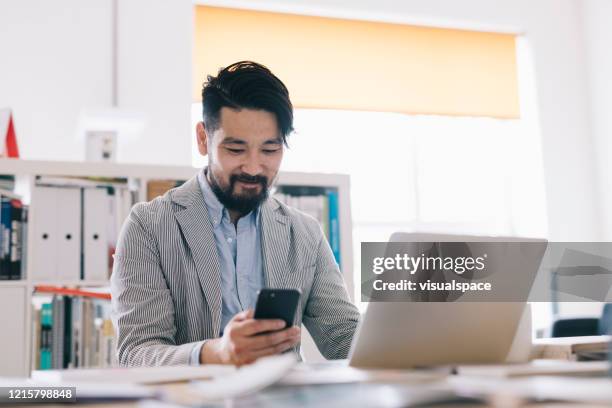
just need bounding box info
[111,61,360,366]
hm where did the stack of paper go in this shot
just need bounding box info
[457,359,609,378]
[161,354,297,404]
[32,364,235,384]
[532,335,611,361]
[279,362,448,386]
[451,375,612,405]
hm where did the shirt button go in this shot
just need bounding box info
[227,237,233,243]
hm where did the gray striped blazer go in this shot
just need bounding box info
[110,175,360,366]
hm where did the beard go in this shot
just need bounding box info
[207,169,270,215]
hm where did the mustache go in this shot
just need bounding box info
[230,173,268,186]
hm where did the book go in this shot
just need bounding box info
[0,196,11,279]
[99,319,117,368]
[321,195,330,241]
[82,298,94,368]
[327,189,341,266]
[20,206,28,279]
[31,308,41,371]
[9,199,23,279]
[51,296,64,369]
[274,191,331,243]
[0,175,15,191]
[71,297,81,369]
[32,291,115,370]
[532,335,611,361]
[40,303,53,370]
[63,296,72,369]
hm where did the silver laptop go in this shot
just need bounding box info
[348,232,546,368]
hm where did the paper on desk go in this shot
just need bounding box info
[451,375,612,404]
[279,363,449,386]
[519,376,612,404]
[456,359,609,377]
[32,364,236,384]
[184,354,297,401]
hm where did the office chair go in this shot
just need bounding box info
[552,304,612,337]
[551,318,600,337]
[599,303,612,335]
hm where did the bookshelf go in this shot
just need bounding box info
[0,158,353,375]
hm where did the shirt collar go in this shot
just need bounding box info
[198,167,260,227]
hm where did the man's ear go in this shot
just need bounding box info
[196,122,209,156]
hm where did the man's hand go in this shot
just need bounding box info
[200,309,300,366]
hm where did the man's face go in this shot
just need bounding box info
[196,107,284,214]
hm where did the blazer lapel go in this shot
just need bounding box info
[171,176,222,336]
[261,198,291,288]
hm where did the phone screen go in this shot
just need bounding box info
[253,288,301,329]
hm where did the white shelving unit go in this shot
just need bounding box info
[0,158,353,375]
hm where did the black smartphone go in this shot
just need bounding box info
[253,288,301,329]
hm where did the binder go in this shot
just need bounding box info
[30,187,59,281]
[56,188,81,281]
[31,187,81,281]
[83,188,110,281]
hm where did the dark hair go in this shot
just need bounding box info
[201,61,294,145]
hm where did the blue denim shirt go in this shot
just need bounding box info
[189,168,264,364]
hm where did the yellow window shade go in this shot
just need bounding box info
[194,6,520,118]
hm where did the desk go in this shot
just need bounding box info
[166,382,480,407]
[15,382,612,408]
[14,362,612,408]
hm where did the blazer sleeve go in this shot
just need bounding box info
[110,203,198,366]
[302,231,360,359]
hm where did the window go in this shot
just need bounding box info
[194,6,520,118]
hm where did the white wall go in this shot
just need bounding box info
[117,0,193,165]
[0,0,112,161]
[582,0,612,242]
[0,0,193,165]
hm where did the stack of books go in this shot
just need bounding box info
[274,186,341,266]
[0,175,28,280]
[32,287,117,370]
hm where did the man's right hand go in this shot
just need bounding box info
[199,309,301,366]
